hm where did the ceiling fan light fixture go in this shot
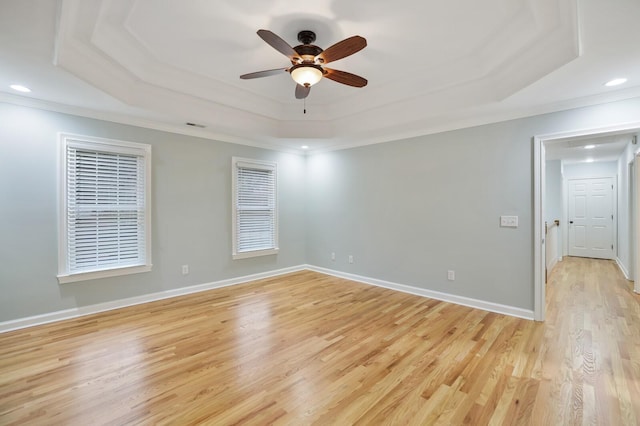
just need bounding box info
[290,64,323,87]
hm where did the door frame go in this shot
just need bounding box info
[629,161,635,281]
[635,153,640,293]
[534,121,640,321]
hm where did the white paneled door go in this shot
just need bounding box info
[568,177,614,259]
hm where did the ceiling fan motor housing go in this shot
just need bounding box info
[293,31,323,63]
[293,45,323,63]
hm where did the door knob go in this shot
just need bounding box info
[569,220,574,224]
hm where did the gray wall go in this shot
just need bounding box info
[2,97,640,322]
[0,103,307,322]
[563,161,618,179]
[545,159,563,258]
[545,160,563,223]
[306,97,640,311]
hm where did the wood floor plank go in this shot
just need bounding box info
[1,257,639,424]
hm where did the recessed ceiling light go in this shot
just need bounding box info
[585,158,595,163]
[604,78,627,87]
[9,84,31,93]
[301,145,309,149]
[584,144,596,149]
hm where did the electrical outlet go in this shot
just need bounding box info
[182,264,189,275]
[500,215,518,228]
[447,270,455,281]
[331,252,336,261]
[348,255,354,264]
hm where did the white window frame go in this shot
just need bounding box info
[57,133,152,284]
[232,157,279,259]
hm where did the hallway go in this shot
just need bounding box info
[539,256,640,423]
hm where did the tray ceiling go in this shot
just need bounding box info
[1,0,640,152]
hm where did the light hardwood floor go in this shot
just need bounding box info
[1,257,639,425]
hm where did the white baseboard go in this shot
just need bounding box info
[306,265,535,320]
[616,257,631,280]
[1,264,536,333]
[0,265,307,333]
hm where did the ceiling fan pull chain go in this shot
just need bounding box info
[304,97,306,114]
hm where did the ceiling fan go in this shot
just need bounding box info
[240,29,367,99]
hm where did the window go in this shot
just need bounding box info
[232,157,278,259]
[58,133,152,283]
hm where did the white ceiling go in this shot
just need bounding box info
[1,0,639,154]
[545,132,637,163]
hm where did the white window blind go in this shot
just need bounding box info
[58,134,151,283]
[232,158,278,259]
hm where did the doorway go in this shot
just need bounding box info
[534,123,640,321]
[567,177,615,259]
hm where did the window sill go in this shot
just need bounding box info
[57,264,152,284]
[232,248,279,260]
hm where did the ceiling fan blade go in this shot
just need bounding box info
[295,84,310,99]
[240,68,288,79]
[316,36,367,64]
[257,29,299,60]
[323,68,368,87]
